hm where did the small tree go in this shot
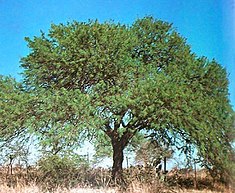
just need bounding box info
[135,138,172,168]
[19,17,234,183]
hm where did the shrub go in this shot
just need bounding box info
[36,154,88,191]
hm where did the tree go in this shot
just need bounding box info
[135,136,172,168]
[20,17,234,183]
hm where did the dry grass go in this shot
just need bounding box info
[125,180,234,193]
[0,167,234,193]
[0,185,116,193]
[0,184,40,193]
[0,184,233,193]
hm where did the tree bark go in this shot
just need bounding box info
[105,125,137,185]
[112,140,125,184]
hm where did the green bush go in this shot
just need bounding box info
[37,154,89,191]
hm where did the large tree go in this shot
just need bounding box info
[20,17,234,182]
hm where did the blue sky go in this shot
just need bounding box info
[0,0,234,108]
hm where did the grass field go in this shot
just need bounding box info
[0,184,233,193]
[0,166,234,193]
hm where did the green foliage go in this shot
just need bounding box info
[21,20,136,91]
[0,76,29,140]
[37,154,89,190]
[92,130,113,164]
[0,76,35,162]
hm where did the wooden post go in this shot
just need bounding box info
[8,155,14,175]
[87,152,89,164]
[163,157,167,182]
[163,157,167,173]
[194,160,197,189]
[8,155,14,187]
[126,156,129,168]
[87,147,90,164]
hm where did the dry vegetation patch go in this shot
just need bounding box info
[0,185,233,193]
[0,166,234,193]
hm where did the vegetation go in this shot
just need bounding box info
[0,16,234,189]
[0,165,233,193]
[36,154,89,190]
[135,138,172,167]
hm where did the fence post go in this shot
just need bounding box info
[194,159,197,189]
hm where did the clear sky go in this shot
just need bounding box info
[0,0,234,108]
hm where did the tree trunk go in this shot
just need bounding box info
[105,127,136,185]
[111,140,125,184]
